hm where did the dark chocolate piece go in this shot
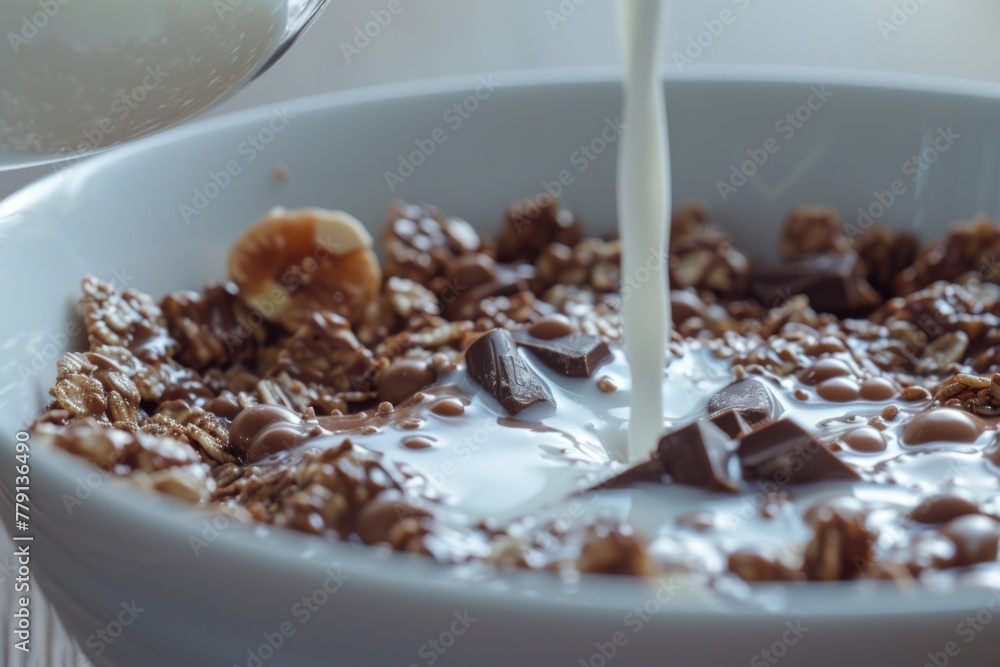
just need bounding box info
[515,332,612,377]
[707,378,784,429]
[708,409,751,439]
[592,460,666,491]
[657,422,739,493]
[749,252,882,317]
[738,419,860,484]
[465,329,554,416]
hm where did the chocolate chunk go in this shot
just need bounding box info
[465,329,554,416]
[527,314,575,340]
[229,404,323,463]
[909,492,981,525]
[515,332,612,377]
[940,515,1000,567]
[657,421,739,493]
[442,254,498,292]
[707,378,784,429]
[708,409,751,439]
[750,252,882,317]
[356,490,430,546]
[738,419,860,484]
[593,460,665,491]
[377,359,437,406]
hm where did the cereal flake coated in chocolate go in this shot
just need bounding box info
[656,421,739,493]
[514,332,612,377]
[738,419,860,484]
[356,276,440,347]
[894,215,1000,296]
[533,238,621,293]
[707,378,784,429]
[852,224,919,298]
[750,252,882,317]
[465,329,554,416]
[802,496,875,581]
[160,281,266,370]
[779,205,852,259]
[382,201,488,286]
[81,276,178,363]
[497,195,582,263]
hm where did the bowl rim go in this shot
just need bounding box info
[6,65,1000,617]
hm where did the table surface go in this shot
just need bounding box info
[1,533,91,667]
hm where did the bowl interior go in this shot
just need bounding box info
[3,68,1000,634]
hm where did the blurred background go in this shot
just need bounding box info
[1,0,997,199]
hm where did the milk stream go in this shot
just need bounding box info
[617,0,672,462]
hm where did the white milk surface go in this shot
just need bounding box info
[0,0,287,166]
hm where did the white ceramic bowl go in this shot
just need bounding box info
[3,69,1000,666]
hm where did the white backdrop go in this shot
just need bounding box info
[2,0,997,198]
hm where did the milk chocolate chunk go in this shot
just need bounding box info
[595,460,665,490]
[377,359,437,406]
[515,332,612,377]
[749,252,882,317]
[465,329,554,416]
[229,404,323,463]
[738,419,860,484]
[657,421,739,493]
[708,409,751,439]
[707,378,784,429]
[909,492,980,525]
[940,515,1000,567]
